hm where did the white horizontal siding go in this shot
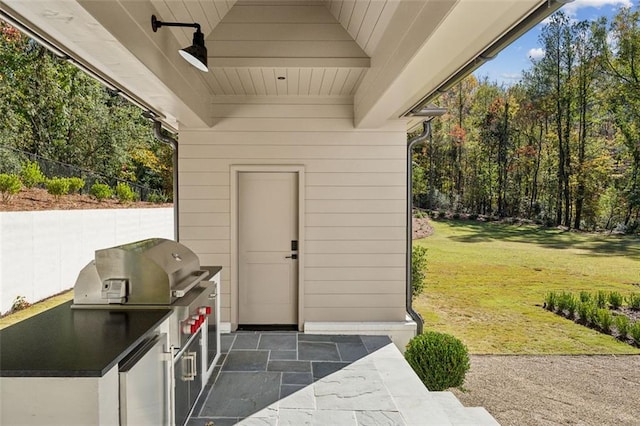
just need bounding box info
[306,213,404,227]
[306,240,405,254]
[179,110,407,324]
[306,280,404,294]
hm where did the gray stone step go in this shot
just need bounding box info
[428,392,499,426]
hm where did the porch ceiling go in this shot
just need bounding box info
[0,0,555,130]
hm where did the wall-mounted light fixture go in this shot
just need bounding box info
[151,15,208,72]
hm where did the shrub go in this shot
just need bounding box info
[587,303,600,325]
[630,322,640,344]
[66,177,85,194]
[595,291,607,309]
[595,309,613,332]
[565,294,577,318]
[608,291,623,310]
[614,315,630,338]
[557,292,575,314]
[411,245,428,299]
[90,183,113,201]
[45,178,70,199]
[544,291,557,311]
[579,291,591,303]
[405,331,470,391]
[19,160,45,188]
[147,191,169,204]
[577,301,592,323]
[627,293,640,310]
[0,173,22,203]
[115,182,135,203]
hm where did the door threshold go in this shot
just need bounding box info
[237,324,298,331]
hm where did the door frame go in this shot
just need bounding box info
[230,165,305,331]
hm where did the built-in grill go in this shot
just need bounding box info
[73,238,217,348]
[72,238,221,425]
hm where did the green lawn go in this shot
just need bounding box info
[414,220,640,355]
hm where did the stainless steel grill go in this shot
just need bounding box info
[72,238,217,349]
[72,238,221,425]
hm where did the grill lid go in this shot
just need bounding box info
[74,238,207,305]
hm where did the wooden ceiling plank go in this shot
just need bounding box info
[348,0,369,40]
[237,68,257,95]
[249,68,267,95]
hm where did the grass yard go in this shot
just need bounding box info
[413,220,640,355]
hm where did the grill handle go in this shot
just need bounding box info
[172,270,209,298]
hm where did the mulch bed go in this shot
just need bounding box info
[0,188,171,211]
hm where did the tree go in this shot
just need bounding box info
[0,20,172,197]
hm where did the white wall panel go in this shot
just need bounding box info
[0,209,173,314]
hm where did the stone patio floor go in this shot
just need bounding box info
[187,332,498,426]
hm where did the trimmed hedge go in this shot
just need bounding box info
[405,331,470,391]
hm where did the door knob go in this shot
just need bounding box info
[285,254,298,259]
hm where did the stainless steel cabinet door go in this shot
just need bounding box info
[119,333,169,425]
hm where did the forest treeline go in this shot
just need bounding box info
[0,21,173,198]
[413,8,640,233]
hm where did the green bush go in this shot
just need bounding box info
[608,292,623,310]
[411,245,428,299]
[557,292,576,314]
[579,291,591,303]
[630,322,640,344]
[147,191,169,204]
[67,177,85,194]
[595,309,613,332]
[595,290,607,309]
[45,178,70,199]
[19,160,45,188]
[577,301,593,323]
[544,291,557,311]
[614,315,630,338]
[627,293,640,310]
[0,173,22,203]
[115,182,135,203]
[90,183,113,201]
[565,294,577,318]
[405,331,470,391]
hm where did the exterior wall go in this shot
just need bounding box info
[179,100,407,327]
[0,208,173,314]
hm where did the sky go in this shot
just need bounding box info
[473,0,636,86]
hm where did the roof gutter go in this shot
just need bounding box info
[149,119,179,241]
[406,114,443,334]
[404,0,569,116]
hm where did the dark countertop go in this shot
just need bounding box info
[0,301,171,377]
[203,265,223,278]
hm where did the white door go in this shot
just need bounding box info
[238,172,298,324]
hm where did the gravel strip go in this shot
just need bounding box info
[451,355,640,426]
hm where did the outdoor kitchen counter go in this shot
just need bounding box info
[0,301,171,377]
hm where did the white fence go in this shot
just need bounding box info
[0,208,173,314]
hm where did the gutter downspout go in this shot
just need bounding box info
[406,120,433,335]
[151,120,179,241]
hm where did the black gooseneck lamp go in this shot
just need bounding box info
[151,15,208,72]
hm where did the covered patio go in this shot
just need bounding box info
[0,1,569,425]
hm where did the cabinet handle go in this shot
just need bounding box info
[182,352,197,381]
